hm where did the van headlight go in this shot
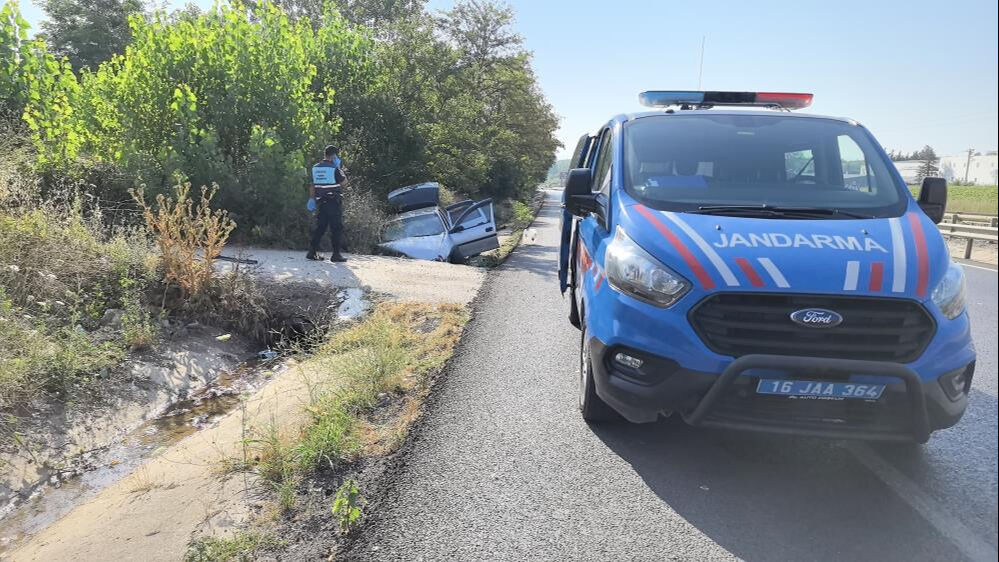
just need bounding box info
[931,263,966,320]
[605,227,690,307]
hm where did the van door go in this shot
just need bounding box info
[445,199,499,262]
[559,134,597,293]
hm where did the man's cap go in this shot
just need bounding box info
[324,145,339,156]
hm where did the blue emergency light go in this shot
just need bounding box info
[639,90,813,110]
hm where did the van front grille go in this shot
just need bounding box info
[689,293,935,363]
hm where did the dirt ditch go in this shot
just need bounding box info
[0,279,349,558]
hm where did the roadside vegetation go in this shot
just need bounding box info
[214,302,468,555]
[909,185,998,215]
[2,0,556,410]
[2,0,559,250]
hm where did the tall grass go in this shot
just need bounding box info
[0,177,158,405]
[232,303,468,514]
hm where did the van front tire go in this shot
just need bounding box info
[579,322,619,422]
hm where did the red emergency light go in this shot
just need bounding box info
[639,91,813,110]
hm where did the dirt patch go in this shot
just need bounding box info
[944,236,998,265]
[5,253,485,560]
[219,250,485,305]
[1,328,253,524]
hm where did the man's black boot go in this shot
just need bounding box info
[330,253,347,263]
[306,252,323,261]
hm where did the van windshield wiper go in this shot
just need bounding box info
[692,204,873,219]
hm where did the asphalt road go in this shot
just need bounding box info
[345,190,998,562]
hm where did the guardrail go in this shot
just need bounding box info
[943,212,998,227]
[937,215,999,260]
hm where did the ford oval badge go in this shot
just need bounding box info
[790,308,843,328]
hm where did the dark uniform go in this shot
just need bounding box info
[309,159,347,259]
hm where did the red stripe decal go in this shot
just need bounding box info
[907,213,929,297]
[634,205,715,289]
[734,257,765,287]
[578,242,592,273]
[869,262,884,292]
[594,273,604,292]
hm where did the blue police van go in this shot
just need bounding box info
[558,91,974,443]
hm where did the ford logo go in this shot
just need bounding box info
[790,308,843,328]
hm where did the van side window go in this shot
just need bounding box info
[592,129,613,193]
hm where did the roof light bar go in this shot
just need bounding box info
[639,91,813,110]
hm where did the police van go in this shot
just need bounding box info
[558,91,973,443]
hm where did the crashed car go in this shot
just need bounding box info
[379,182,500,263]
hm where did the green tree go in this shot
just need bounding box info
[39,0,145,70]
[263,0,423,27]
[914,145,939,183]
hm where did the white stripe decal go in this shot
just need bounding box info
[757,257,790,288]
[888,217,907,293]
[663,212,740,286]
[844,261,860,291]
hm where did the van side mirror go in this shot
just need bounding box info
[917,177,947,224]
[564,168,599,217]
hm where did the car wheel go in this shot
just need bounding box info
[579,321,619,422]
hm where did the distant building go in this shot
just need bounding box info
[890,152,997,186]
[892,160,923,184]
[938,151,998,186]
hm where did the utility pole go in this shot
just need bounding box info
[697,35,705,90]
[964,148,974,184]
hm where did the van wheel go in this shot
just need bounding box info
[579,322,619,422]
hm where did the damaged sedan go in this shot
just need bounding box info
[379,182,500,263]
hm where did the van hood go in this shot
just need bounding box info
[621,203,948,301]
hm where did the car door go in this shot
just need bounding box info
[559,134,597,293]
[444,199,499,261]
[443,200,476,228]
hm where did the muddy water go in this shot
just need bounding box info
[0,359,282,556]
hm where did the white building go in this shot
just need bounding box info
[938,151,998,186]
[892,160,923,184]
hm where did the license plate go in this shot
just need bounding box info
[756,379,885,400]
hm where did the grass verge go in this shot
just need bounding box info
[226,302,469,531]
[184,531,285,562]
[474,191,545,267]
[909,185,998,215]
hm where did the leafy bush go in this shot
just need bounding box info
[341,184,388,253]
[131,182,235,297]
[331,479,364,534]
[21,1,374,243]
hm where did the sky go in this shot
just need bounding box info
[19,0,999,159]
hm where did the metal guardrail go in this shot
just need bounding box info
[943,212,998,227]
[937,213,999,260]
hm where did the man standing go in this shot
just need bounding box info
[307,145,347,262]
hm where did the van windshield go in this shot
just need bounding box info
[623,113,907,218]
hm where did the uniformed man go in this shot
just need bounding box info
[307,145,347,262]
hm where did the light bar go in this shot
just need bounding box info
[639,91,813,110]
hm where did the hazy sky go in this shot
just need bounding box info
[20,0,999,158]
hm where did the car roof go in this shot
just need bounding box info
[390,206,441,221]
[611,109,857,126]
